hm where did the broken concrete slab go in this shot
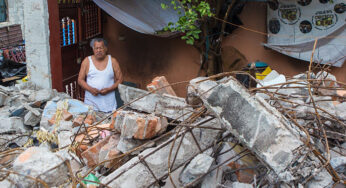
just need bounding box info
[118,84,193,121]
[101,118,222,188]
[11,146,69,187]
[179,153,214,186]
[0,117,28,134]
[190,76,313,182]
[113,110,168,140]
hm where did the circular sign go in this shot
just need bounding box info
[312,10,338,30]
[278,5,301,25]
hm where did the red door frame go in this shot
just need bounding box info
[48,0,63,92]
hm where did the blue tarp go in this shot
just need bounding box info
[93,0,182,36]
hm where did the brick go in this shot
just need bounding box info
[48,113,56,125]
[113,110,168,140]
[84,114,96,125]
[227,162,255,184]
[73,114,86,127]
[98,134,121,168]
[62,109,73,121]
[147,76,177,96]
[81,134,120,167]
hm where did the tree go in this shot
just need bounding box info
[161,0,247,76]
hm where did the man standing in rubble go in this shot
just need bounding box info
[78,38,123,112]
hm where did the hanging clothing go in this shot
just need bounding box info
[84,55,117,112]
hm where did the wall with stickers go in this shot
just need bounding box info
[222,2,345,83]
[265,0,345,67]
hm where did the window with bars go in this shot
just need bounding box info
[0,0,7,22]
[60,17,77,47]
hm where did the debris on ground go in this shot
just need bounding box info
[0,65,345,187]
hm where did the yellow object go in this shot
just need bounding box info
[256,66,272,80]
[21,76,28,82]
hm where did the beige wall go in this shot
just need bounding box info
[103,15,200,97]
[103,2,345,97]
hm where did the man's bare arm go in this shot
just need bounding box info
[100,57,123,95]
[78,58,100,96]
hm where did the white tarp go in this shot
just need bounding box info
[265,0,345,67]
[93,0,182,36]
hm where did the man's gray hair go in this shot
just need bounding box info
[90,38,108,48]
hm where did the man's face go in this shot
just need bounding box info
[93,41,107,60]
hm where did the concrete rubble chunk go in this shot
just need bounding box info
[11,146,69,187]
[24,111,41,126]
[28,89,55,103]
[58,131,73,149]
[147,76,177,96]
[0,134,30,149]
[0,91,8,106]
[179,153,214,186]
[231,182,253,188]
[101,118,222,188]
[118,84,193,121]
[189,76,314,182]
[14,81,37,91]
[0,117,28,134]
[113,110,168,140]
[116,137,152,154]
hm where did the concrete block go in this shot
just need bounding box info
[12,147,69,187]
[189,76,314,182]
[101,118,222,188]
[179,153,214,186]
[118,84,192,121]
[147,76,177,96]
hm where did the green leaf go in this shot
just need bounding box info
[186,38,194,45]
[161,3,168,10]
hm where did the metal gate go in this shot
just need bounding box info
[57,0,102,100]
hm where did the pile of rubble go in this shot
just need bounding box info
[0,71,345,187]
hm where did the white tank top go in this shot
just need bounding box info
[84,55,117,112]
